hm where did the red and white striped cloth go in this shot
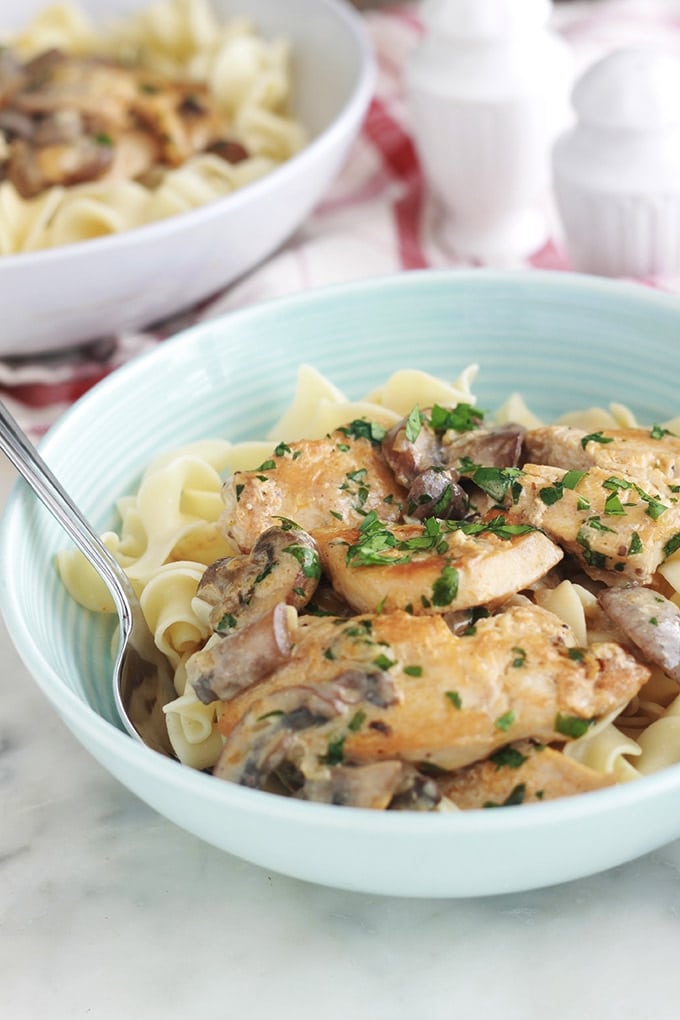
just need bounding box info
[3,0,680,436]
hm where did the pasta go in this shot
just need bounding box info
[58,364,680,810]
[0,0,306,254]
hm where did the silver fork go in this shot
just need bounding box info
[0,400,176,757]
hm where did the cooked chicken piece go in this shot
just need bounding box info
[524,425,680,494]
[438,740,615,809]
[132,81,225,166]
[215,604,649,783]
[104,128,159,182]
[219,431,407,553]
[508,463,680,585]
[316,517,563,615]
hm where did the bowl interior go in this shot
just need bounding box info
[3,269,680,896]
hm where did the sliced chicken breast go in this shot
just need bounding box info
[438,740,615,809]
[316,518,563,615]
[219,431,407,552]
[213,603,649,787]
[524,425,680,494]
[508,463,680,585]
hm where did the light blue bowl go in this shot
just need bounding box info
[2,269,680,897]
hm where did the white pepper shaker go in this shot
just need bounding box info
[405,0,572,261]
[552,47,680,278]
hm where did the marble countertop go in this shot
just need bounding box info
[2,454,680,1018]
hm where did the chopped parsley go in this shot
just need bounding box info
[628,532,644,556]
[484,784,526,808]
[431,564,459,606]
[283,544,322,579]
[489,746,528,769]
[555,713,595,739]
[510,647,526,668]
[650,424,673,440]
[216,612,237,633]
[429,402,484,434]
[494,710,516,732]
[405,405,423,442]
[663,532,680,558]
[445,690,462,709]
[338,419,386,445]
[581,431,614,449]
[458,461,523,503]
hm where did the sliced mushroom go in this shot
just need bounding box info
[214,668,399,789]
[189,602,297,704]
[298,761,406,809]
[406,467,468,521]
[387,766,442,811]
[443,422,526,470]
[7,136,113,198]
[208,138,249,164]
[597,586,680,683]
[197,525,320,635]
[0,109,35,140]
[0,46,25,104]
[381,416,443,487]
[32,109,84,147]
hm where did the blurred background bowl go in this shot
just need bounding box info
[0,0,375,356]
[3,269,680,898]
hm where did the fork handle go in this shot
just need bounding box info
[0,400,133,622]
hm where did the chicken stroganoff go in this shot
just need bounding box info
[58,365,680,811]
[0,0,306,253]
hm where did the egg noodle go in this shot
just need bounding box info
[0,0,306,254]
[57,364,680,806]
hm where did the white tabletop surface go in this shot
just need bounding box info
[2,454,680,1019]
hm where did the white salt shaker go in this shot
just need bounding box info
[553,47,680,278]
[405,0,572,261]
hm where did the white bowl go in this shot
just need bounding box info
[3,269,680,898]
[0,0,374,357]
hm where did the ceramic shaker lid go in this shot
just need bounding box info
[420,0,552,39]
[572,47,680,130]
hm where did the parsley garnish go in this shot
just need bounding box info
[511,647,526,668]
[431,564,459,606]
[490,747,528,770]
[458,460,523,502]
[338,420,386,444]
[445,690,462,709]
[494,710,516,732]
[429,402,484,434]
[283,544,322,579]
[663,532,680,557]
[555,714,595,739]
[635,485,668,520]
[321,735,346,766]
[405,406,422,442]
[581,431,614,449]
[216,613,237,633]
[484,784,526,808]
[628,532,644,556]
